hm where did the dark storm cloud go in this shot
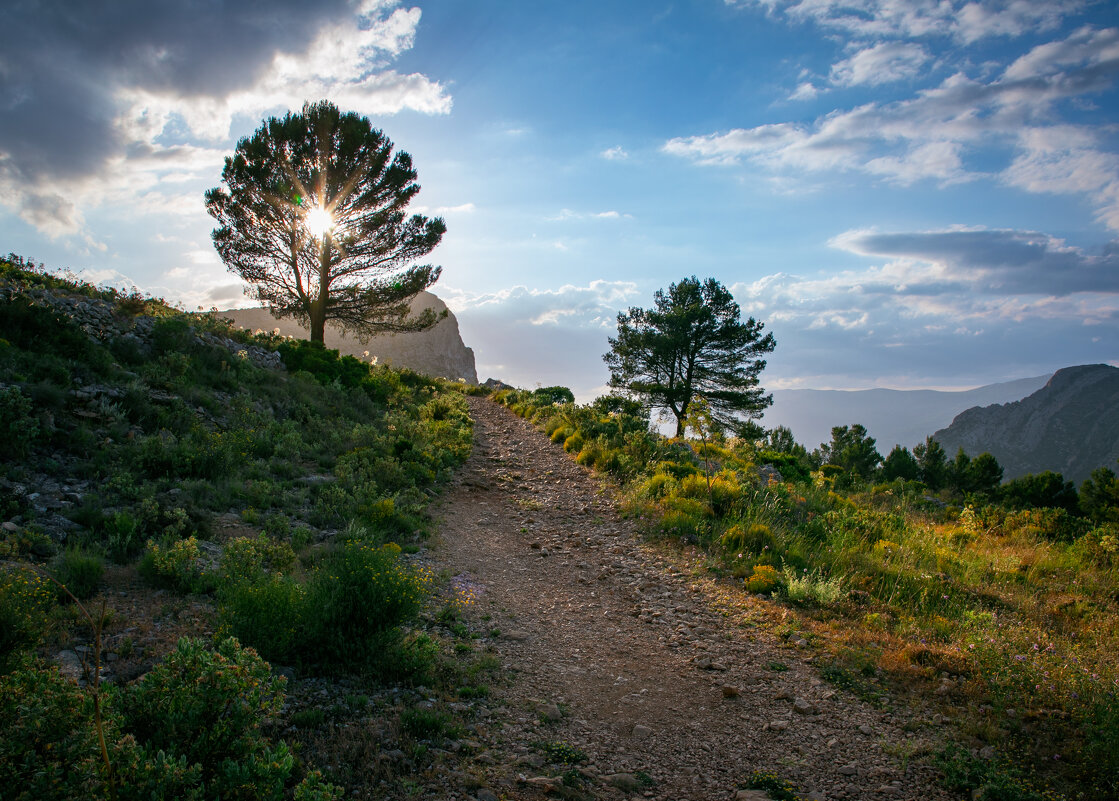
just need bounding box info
[836,228,1119,295]
[0,0,351,184]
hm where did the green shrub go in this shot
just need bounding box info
[656,460,701,479]
[0,387,39,460]
[721,522,777,556]
[303,541,430,671]
[103,510,144,563]
[0,566,54,673]
[0,296,104,367]
[400,707,456,740]
[745,771,802,801]
[655,496,710,542]
[218,575,305,664]
[638,472,674,499]
[532,386,575,405]
[220,535,296,583]
[743,564,782,594]
[575,444,601,466]
[782,564,844,606]
[291,526,313,550]
[121,637,293,796]
[0,661,112,799]
[1003,507,1087,542]
[52,548,103,601]
[563,432,584,453]
[139,537,211,594]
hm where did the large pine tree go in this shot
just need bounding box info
[603,276,775,437]
[205,101,446,344]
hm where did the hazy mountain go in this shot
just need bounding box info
[761,375,1050,451]
[218,291,478,384]
[932,364,1119,483]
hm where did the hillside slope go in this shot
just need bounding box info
[762,375,1049,450]
[219,291,478,384]
[932,364,1119,482]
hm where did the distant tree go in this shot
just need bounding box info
[913,437,948,491]
[206,100,446,344]
[603,276,775,437]
[735,419,768,442]
[967,452,1004,497]
[592,394,645,419]
[1080,463,1119,522]
[766,426,800,455]
[532,386,575,405]
[881,445,919,482]
[948,448,972,493]
[1002,471,1078,511]
[821,424,882,484]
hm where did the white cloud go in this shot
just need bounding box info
[727,226,1119,388]
[115,4,449,145]
[666,26,1119,227]
[412,202,477,216]
[726,0,1082,43]
[443,280,642,400]
[601,146,629,160]
[830,42,931,86]
[444,280,639,325]
[788,81,819,100]
[185,249,220,265]
[548,208,633,221]
[0,1,450,240]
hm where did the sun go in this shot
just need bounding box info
[304,204,334,237]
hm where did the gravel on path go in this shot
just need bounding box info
[428,397,953,801]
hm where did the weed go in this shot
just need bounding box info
[539,740,587,764]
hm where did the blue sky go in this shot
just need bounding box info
[2,0,1117,400]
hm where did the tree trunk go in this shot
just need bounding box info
[675,415,686,438]
[309,233,331,344]
[309,302,327,344]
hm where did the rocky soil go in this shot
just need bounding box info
[418,397,954,801]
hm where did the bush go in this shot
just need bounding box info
[721,522,777,556]
[0,566,53,673]
[1003,507,1087,542]
[139,537,212,594]
[52,548,103,601]
[0,387,39,460]
[782,564,844,606]
[655,497,710,542]
[122,637,289,794]
[103,510,144,563]
[0,661,111,799]
[220,535,296,583]
[532,386,575,405]
[0,296,103,365]
[303,541,430,671]
[218,575,305,664]
[744,564,782,594]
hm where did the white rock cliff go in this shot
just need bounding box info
[218,292,478,384]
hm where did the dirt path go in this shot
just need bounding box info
[430,398,952,801]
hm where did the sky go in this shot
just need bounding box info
[2,0,1118,402]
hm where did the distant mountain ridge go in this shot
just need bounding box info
[762,375,1051,451]
[932,364,1119,484]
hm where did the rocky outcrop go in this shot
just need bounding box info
[932,364,1119,483]
[218,292,478,384]
[0,278,282,370]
